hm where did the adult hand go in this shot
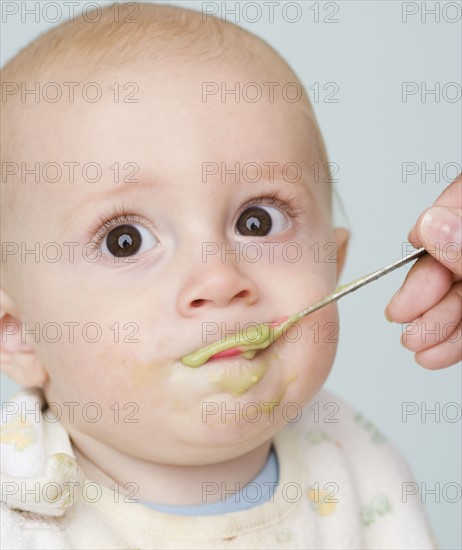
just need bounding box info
[385,176,462,369]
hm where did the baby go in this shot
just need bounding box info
[1,2,454,548]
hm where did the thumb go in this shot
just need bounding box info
[417,206,462,277]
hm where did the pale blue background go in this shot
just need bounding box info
[1,1,461,548]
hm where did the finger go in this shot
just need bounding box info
[408,175,461,245]
[409,207,462,277]
[414,321,462,370]
[401,282,462,352]
[385,253,453,323]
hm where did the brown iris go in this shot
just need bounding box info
[236,207,272,236]
[106,224,142,257]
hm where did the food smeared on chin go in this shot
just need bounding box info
[181,316,294,367]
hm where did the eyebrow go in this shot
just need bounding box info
[247,162,315,200]
[255,162,309,189]
[60,165,313,229]
[59,179,155,227]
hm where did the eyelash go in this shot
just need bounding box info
[238,189,305,222]
[88,190,304,251]
[88,205,149,253]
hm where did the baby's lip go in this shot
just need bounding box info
[208,348,242,361]
[206,316,289,362]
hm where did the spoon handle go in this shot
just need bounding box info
[293,246,427,322]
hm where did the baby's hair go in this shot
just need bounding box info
[1,1,334,214]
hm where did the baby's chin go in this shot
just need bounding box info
[161,341,329,446]
[82,343,332,464]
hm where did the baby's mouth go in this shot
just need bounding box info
[181,316,290,368]
[208,348,243,360]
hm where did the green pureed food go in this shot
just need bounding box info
[181,315,299,367]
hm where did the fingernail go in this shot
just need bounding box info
[420,207,462,245]
[385,287,401,316]
[384,309,393,322]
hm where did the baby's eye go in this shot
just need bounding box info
[236,206,290,237]
[102,223,158,257]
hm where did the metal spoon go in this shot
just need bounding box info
[181,246,427,367]
[290,246,427,323]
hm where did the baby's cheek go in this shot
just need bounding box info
[42,346,178,456]
[278,303,339,406]
[97,348,171,403]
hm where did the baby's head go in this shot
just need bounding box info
[1,3,349,466]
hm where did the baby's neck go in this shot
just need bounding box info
[70,435,272,506]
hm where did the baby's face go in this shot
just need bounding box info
[8,61,343,465]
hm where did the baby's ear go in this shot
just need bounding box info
[333,227,350,281]
[0,289,48,387]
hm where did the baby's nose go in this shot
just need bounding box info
[177,262,259,317]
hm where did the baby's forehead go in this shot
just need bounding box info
[2,2,314,147]
[4,36,318,163]
[1,3,331,216]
